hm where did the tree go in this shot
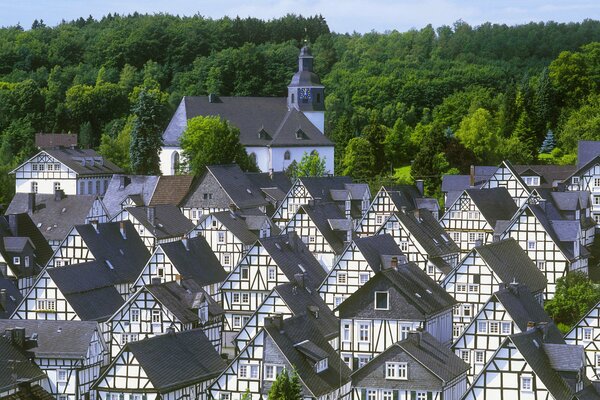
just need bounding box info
[455,108,502,164]
[180,115,255,175]
[267,368,303,400]
[292,151,326,178]
[99,116,133,172]
[539,130,556,154]
[545,271,600,332]
[342,137,375,181]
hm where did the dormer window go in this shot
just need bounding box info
[315,358,328,373]
[13,256,20,265]
[374,291,389,310]
[295,129,305,139]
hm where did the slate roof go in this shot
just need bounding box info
[43,148,122,175]
[183,279,224,317]
[0,334,46,393]
[35,133,77,149]
[441,167,496,193]
[208,211,259,245]
[493,284,557,334]
[353,234,405,273]
[352,331,469,384]
[76,220,151,280]
[465,188,519,227]
[2,384,55,400]
[121,329,226,393]
[102,175,159,218]
[149,175,194,207]
[298,202,349,255]
[145,282,200,324]
[163,96,332,148]
[125,205,195,240]
[264,314,352,397]
[159,236,227,287]
[514,165,576,188]
[259,232,327,290]
[299,176,353,201]
[6,193,100,242]
[338,264,456,319]
[474,238,547,293]
[0,320,99,359]
[383,185,435,212]
[577,141,600,170]
[524,204,580,261]
[0,278,22,319]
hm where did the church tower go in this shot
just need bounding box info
[287,44,325,133]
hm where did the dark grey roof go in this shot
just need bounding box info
[578,141,600,170]
[298,202,348,255]
[300,176,353,201]
[102,175,159,218]
[124,329,226,393]
[43,148,122,175]
[0,320,99,358]
[383,185,432,211]
[159,237,227,287]
[145,282,200,324]
[338,264,456,319]
[0,333,46,393]
[182,279,224,317]
[264,314,351,397]
[466,188,519,227]
[525,204,578,261]
[493,284,555,333]
[47,261,126,321]
[245,171,293,197]
[125,205,195,240]
[6,193,100,242]
[514,165,576,188]
[353,234,405,273]
[260,232,327,290]
[475,238,547,293]
[211,211,258,245]
[441,167,495,193]
[0,278,22,319]
[76,220,150,281]
[162,96,332,148]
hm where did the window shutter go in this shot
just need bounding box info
[119,394,124,400]
[361,389,367,400]
[393,390,399,400]
[427,392,433,400]
[411,391,416,400]
[353,357,359,370]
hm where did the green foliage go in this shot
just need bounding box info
[290,151,327,179]
[557,95,600,153]
[99,116,133,172]
[342,137,375,181]
[455,108,502,164]
[267,368,303,400]
[539,130,556,153]
[545,271,600,329]
[180,115,255,175]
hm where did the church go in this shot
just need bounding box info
[160,45,335,175]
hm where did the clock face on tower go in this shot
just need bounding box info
[299,87,312,102]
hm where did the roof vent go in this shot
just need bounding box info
[105,260,114,270]
[208,93,220,103]
[246,188,252,194]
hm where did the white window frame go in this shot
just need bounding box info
[241,266,249,280]
[460,350,470,363]
[222,253,231,267]
[527,240,536,250]
[12,256,20,265]
[342,323,351,342]
[336,272,347,285]
[501,322,511,335]
[56,369,68,382]
[130,308,140,323]
[315,358,328,373]
[374,291,389,310]
[267,266,277,281]
[521,375,533,392]
[477,321,487,333]
[218,232,225,243]
[359,272,370,285]
[358,322,370,342]
[151,309,161,323]
[584,327,593,341]
[385,362,408,380]
[474,350,485,364]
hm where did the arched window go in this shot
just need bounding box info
[284,151,291,160]
[249,152,257,164]
[173,152,180,174]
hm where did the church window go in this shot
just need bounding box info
[173,152,180,173]
[291,93,295,103]
[249,152,256,164]
[284,151,291,160]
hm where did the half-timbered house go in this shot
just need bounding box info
[0,320,107,400]
[271,176,370,229]
[451,283,555,384]
[462,326,593,400]
[209,313,351,400]
[500,199,588,298]
[234,281,337,352]
[110,205,195,251]
[318,234,404,311]
[377,208,460,282]
[245,171,292,216]
[101,175,159,219]
[441,238,547,339]
[351,331,469,400]
[129,236,227,297]
[93,328,227,400]
[565,140,600,226]
[6,191,108,249]
[481,160,532,206]
[355,184,439,237]
[337,264,455,369]
[10,148,122,196]
[565,298,600,382]
[219,232,327,356]
[439,188,518,254]
[441,166,497,210]
[283,201,351,271]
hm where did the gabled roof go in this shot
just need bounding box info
[122,329,226,393]
[163,96,332,148]
[259,232,327,290]
[125,205,195,240]
[441,167,497,193]
[465,188,519,227]
[35,133,77,149]
[159,237,227,287]
[264,314,351,397]
[6,193,100,242]
[383,185,433,211]
[0,333,46,393]
[474,239,547,293]
[76,220,150,281]
[27,148,122,175]
[299,176,353,201]
[145,282,200,324]
[0,278,22,319]
[245,171,293,199]
[102,175,159,218]
[297,202,349,255]
[338,264,456,319]
[352,331,469,384]
[0,320,100,359]
[577,141,600,170]
[149,175,194,207]
[0,213,53,273]
[514,165,576,188]
[353,234,404,273]
[493,284,556,334]
[208,211,259,245]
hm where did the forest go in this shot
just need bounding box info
[0,13,600,204]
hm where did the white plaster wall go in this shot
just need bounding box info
[270,146,334,174]
[245,147,270,173]
[160,147,182,176]
[16,179,78,195]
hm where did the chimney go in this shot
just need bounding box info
[415,180,424,196]
[267,314,284,332]
[294,273,305,288]
[119,221,127,239]
[0,263,7,278]
[407,330,422,346]
[27,193,36,213]
[413,209,420,220]
[527,321,535,331]
[390,256,398,269]
[175,274,182,285]
[307,305,319,319]
[166,324,176,335]
[208,93,219,103]
[287,232,296,251]
[54,189,64,201]
[147,207,156,226]
[182,238,189,251]
[538,198,547,212]
[0,289,6,310]
[90,220,99,233]
[470,165,475,187]
[11,327,26,348]
[8,214,18,236]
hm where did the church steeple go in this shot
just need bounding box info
[287,44,325,115]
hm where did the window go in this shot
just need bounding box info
[151,309,161,323]
[218,232,225,243]
[572,177,580,185]
[87,181,92,194]
[32,163,38,171]
[157,267,164,278]
[250,364,259,379]
[595,178,600,188]
[233,316,242,328]
[308,236,316,244]
[233,293,241,304]
[130,308,140,322]
[416,393,427,400]
[537,260,546,271]
[240,364,259,379]
[596,353,600,369]
[191,210,198,219]
[501,322,511,335]
[36,299,56,312]
[450,211,460,219]
[12,256,20,265]
[474,350,485,364]
[468,233,476,243]
[468,211,480,219]
[334,296,344,308]
[203,193,213,200]
[239,365,247,378]
[264,364,284,380]
[336,272,347,285]
[463,305,472,317]
[358,322,370,342]
[428,264,435,275]
[374,291,389,310]
[24,256,29,267]
[477,321,487,333]
[212,220,217,227]
[452,232,461,242]
[56,369,68,382]
[367,390,377,400]
[120,333,138,344]
[584,327,593,341]
[385,362,408,380]
[521,375,533,392]
[284,151,291,160]
[400,324,411,340]
[342,323,351,342]
[489,322,499,334]
[460,350,470,363]
[382,391,393,400]
[376,215,384,225]
[315,358,328,373]
[595,196,600,206]
[468,284,479,293]
[241,266,249,280]
[222,253,231,266]
[241,293,250,304]
[457,284,467,293]
[96,180,101,194]
[400,241,409,252]
[524,176,540,187]
[527,240,536,250]
[359,273,370,285]
[268,267,276,281]
[31,182,38,193]
[453,325,462,337]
